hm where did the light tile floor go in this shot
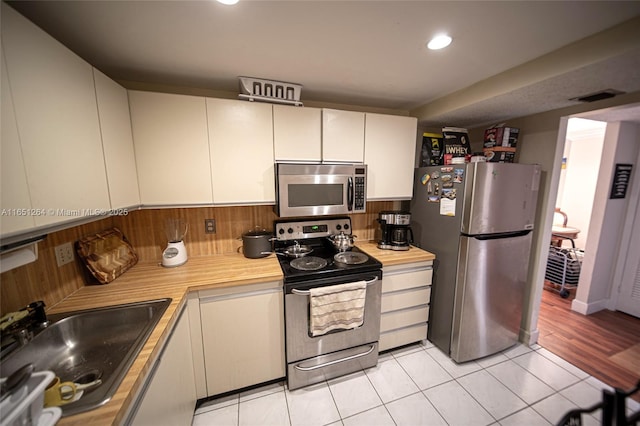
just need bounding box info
[192,341,640,426]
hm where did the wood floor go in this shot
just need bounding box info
[538,285,640,401]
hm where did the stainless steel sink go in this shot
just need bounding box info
[0,298,171,417]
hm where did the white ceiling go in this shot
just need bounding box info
[6,0,640,128]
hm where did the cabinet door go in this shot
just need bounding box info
[200,287,285,396]
[2,3,110,226]
[1,45,34,235]
[130,309,196,426]
[129,91,213,205]
[93,69,140,209]
[207,99,275,204]
[273,105,321,162]
[322,109,365,163]
[364,113,417,200]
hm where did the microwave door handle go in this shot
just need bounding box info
[347,177,354,211]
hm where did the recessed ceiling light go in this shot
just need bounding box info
[217,0,239,5]
[427,34,452,50]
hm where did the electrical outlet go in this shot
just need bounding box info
[54,242,74,267]
[205,219,216,234]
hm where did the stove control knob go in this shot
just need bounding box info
[278,228,285,235]
[344,224,350,230]
[336,224,342,231]
[287,228,294,234]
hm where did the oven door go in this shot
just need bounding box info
[284,271,382,363]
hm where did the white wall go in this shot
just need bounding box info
[507,117,565,345]
[572,121,640,314]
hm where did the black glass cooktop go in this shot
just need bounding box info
[275,238,382,284]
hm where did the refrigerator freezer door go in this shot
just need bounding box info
[462,163,541,235]
[450,232,532,363]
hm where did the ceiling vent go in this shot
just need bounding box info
[570,89,625,103]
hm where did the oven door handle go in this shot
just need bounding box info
[293,344,376,372]
[291,277,378,295]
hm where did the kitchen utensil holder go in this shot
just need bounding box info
[238,76,303,106]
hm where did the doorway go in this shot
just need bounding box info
[536,106,640,317]
[535,106,640,391]
[553,118,607,253]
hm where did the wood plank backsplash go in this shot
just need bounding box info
[1,201,399,314]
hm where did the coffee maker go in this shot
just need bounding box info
[377,211,413,251]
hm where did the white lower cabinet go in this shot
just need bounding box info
[379,261,433,352]
[197,281,285,396]
[129,306,196,426]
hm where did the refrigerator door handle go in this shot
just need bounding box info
[463,230,531,240]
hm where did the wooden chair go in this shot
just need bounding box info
[551,208,579,247]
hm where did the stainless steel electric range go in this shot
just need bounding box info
[273,216,382,390]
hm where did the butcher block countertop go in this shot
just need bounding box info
[356,242,435,266]
[50,243,434,425]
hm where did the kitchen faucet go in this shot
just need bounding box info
[0,300,49,356]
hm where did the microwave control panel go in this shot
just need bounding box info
[354,176,366,211]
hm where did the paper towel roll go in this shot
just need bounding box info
[0,243,38,273]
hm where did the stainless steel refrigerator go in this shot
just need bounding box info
[410,162,541,363]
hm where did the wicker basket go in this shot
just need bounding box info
[75,228,138,284]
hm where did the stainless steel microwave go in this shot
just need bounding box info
[275,163,367,217]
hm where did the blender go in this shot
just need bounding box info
[162,218,188,267]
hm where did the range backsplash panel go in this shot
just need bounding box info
[1,202,398,314]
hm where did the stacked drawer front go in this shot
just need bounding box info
[379,261,433,352]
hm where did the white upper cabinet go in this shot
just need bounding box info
[273,105,321,162]
[364,113,418,200]
[129,91,213,205]
[1,45,35,236]
[93,69,140,209]
[2,3,110,227]
[207,98,275,204]
[322,109,365,163]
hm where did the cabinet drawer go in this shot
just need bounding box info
[381,287,431,313]
[380,305,429,333]
[379,323,428,352]
[382,268,432,293]
[199,281,282,300]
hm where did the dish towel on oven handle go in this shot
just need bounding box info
[309,280,367,337]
